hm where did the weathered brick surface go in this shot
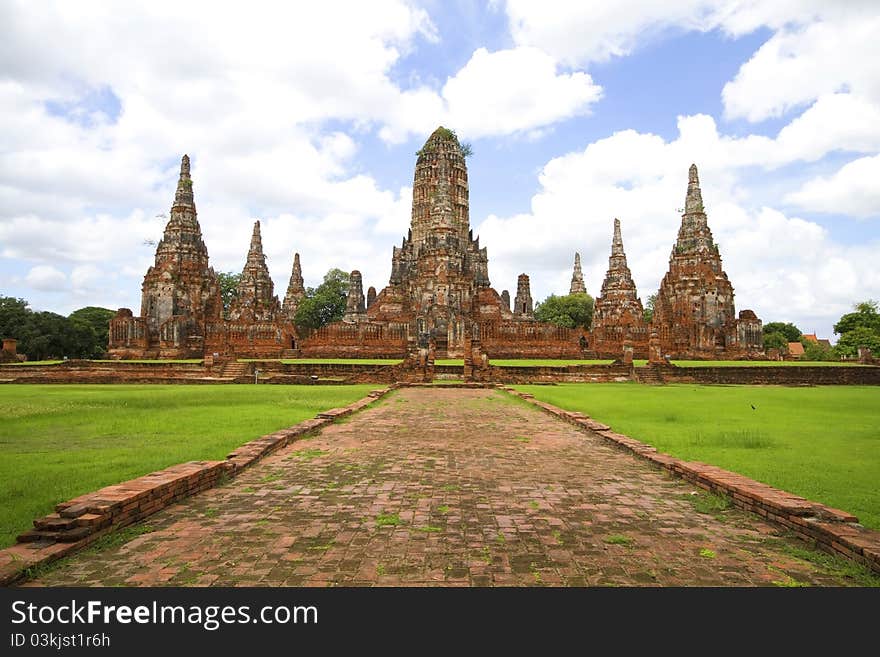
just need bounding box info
[504,387,880,574]
[666,365,880,385]
[17,388,875,587]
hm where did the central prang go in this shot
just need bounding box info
[304,125,571,360]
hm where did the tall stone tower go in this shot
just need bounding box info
[343,270,367,323]
[282,252,305,322]
[513,274,534,317]
[591,218,648,357]
[297,127,588,360]
[139,154,222,342]
[228,221,281,322]
[569,252,587,295]
[653,164,758,358]
[369,126,500,354]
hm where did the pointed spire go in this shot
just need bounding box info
[611,217,624,256]
[174,154,194,208]
[608,218,629,269]
[246,221,265,267]
[153,152,208,263]
[229,220,279,322]
[569,252,586,295]
[685,163,704,214]
[674,164,716,256]
[282,251,306,321]
[291,252,302,282]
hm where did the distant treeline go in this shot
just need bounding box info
[0,296,114,360]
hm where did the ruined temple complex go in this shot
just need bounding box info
[108,129,762,361]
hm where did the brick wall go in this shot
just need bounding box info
[666,365,880,385]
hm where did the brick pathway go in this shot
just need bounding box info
[25,388,860,586]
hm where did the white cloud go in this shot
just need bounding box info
[721,11,880,122]
[474,119,880,340]
[501,1,868,67]
[442,47,601,138]
[379,46,603,142]
[502,1,880,133]
[25,265,67,291]
[786,155,880,219]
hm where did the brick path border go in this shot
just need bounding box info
[0,388,392,586]
[500,386,880,574]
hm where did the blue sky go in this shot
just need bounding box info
[1,1,878,341]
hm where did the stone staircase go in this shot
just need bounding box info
[219,360,252,381]
[635,365,665,385]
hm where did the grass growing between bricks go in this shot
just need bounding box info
[22,524,156,583]
[515,383,880,530]
[773,537,880,587]
[0,383,375,547]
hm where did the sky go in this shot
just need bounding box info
[1,0,878,341]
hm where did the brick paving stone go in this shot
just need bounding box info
[22,388,866,587]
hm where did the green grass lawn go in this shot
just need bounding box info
[515,383,880,530]
[260,359,400,365]
[0,384,374,547]
[434,359,617,366]
[664,360,868,368]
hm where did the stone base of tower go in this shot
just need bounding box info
[204,321,297,359]
[108,309,296,360]
[298,321,410,359]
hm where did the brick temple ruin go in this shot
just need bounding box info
[108,129,762,361]
[108,155,296,359]
[652,164,763,359]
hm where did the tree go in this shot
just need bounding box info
[294,268,350,332]
[68,306,115,357]
[0,296,31,339]
[643,294,657,323]
[802,341,836,361]
[762,321,802,342]
[833,299,880,335]
[762,331,789,353]
[217,271,242,319]
[23,311,86,360]
[534,293,594,330]
[834,327,880,358]
[1,297,113,360]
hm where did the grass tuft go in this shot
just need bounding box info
[375,513,402,527]
[604,534,634,546]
